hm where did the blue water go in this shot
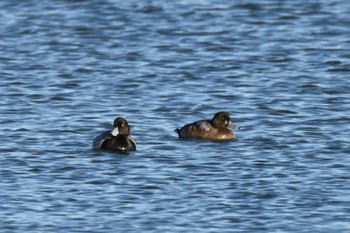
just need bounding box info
[1,0,350,232]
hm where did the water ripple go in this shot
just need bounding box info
[1,0,350,232]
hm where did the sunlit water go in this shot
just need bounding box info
[1,0,350,232]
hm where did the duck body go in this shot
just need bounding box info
[92,117,136,152]
[176,112,237,141]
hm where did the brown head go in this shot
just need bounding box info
[211,112,233,128]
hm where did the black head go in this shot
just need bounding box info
[112,117,130,136]
[211,112,232,128]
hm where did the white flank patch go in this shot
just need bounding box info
[198,121,210,131]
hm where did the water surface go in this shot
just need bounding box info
[1,0,350,232]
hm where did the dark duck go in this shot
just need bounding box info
[93,117,136,152]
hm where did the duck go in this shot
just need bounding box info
[92,117,136,152]
[175,112,237,141]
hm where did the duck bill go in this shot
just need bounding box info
[228,122,239,131]
[111,127,119,136]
